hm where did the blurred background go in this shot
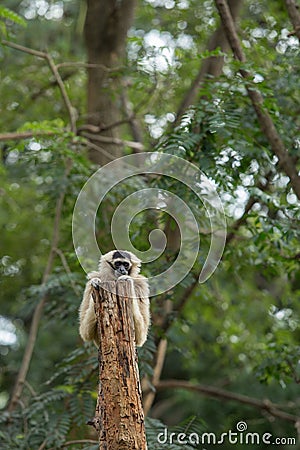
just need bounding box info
[0,1,299,448]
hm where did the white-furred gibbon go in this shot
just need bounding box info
[79,250,150,347]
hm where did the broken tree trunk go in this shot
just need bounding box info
[91,280,147,450]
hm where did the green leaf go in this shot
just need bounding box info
[0,6,27,28]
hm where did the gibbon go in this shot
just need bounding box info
[79,250,150,347]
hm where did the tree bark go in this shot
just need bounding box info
[84,0,137,165]
[285,0,300,41]
[91,280,147,450]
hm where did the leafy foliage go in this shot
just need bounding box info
[0,0,299,449]
[0,6,26,37]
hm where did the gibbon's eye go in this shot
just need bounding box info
[114,260,130,269]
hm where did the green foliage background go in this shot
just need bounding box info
[0,1,299,449]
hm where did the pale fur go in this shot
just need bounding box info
[79,250,150,347]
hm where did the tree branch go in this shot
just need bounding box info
[285,0,300,40]
[151,167,274,369]
[175,0,242,124]
[2,40,77,134]
[156,379,300,423]
[226,197,257,244]
[83,139,124,162]
[1,42,77,411]
[80,131,144,151]
[143,339,168,416]
[214,0,300,201]
[53,247,81,297]
[0,131,59,142]
[226,171,273,243]
[8,160,73,413]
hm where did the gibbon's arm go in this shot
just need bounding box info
[131,275,150,347]
[79,271,101,346]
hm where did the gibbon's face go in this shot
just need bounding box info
[109,251,132,278]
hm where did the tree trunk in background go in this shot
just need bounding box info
[84,0,137,165]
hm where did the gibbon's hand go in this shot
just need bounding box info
[118,275,132,281]
[91,278,101,290]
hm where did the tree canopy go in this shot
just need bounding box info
[0,1,299,449]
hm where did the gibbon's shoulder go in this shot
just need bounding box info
[133,274,148,281]
[132,275,149,293]
[87,271,101,280]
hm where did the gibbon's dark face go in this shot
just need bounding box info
[110,251,132,277]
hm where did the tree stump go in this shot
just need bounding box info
[91,280,147,450]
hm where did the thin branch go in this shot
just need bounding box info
[2,40,46,58]
[286,358,300,384]
[226,171,273,244]
[214,0,300,201]
[8,160,73,413]
[100,118,131,132]
[53,247,81,297]
[143,339,168,416]
[2,40,77,134]
[38,440,47,450]
[285,0,300,40]
[24,380,37,397]
[82,139,120,162]
[148,6,243,395]
[156,380,300,423]
[83,140,144,173]
[147,172,277,414]
[80,131,145,151]
[46,55,76,134]
[93,76,155,140]
[159,170,274,336]
[0,127,144,152]
[78,119,132,134]
[30,71,76,102]
[0,131,59,142]
[226,197,257,244]
[175,0,242,124]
